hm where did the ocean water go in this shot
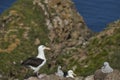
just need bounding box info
[0,0,120,32]
[73,0,120,32]
[0,0,16,13]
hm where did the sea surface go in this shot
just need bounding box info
[0,0,16,13]
[73,0,120,32]
[0,0,120,32]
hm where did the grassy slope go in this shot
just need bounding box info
[0,0,120,79]
[78,20,120,76]
[55,20,120,77]
[0,0,49,79]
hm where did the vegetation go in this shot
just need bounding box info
[79,20,120,76]
[0,0,49,79]
[0,0,120,79]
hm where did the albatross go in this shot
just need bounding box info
[55,65,64,77]
[66,70,76,78]
[94,61,113,80]
[21,45,50,76]
[101,61,113,73]
[55,66,76,78]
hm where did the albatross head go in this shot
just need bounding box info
[103,62,109,67]
[37,45,50,58]
[58,65,62,69]
[67,70,76,78]
[38,45,51,51]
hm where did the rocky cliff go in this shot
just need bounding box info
[0,0,92,79]
[33,0,92,74]
[0,0,120,80]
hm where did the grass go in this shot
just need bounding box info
[0,0,120,79]
[0,0,50,79]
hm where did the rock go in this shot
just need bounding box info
[94,69,108,80]
[84,75,94,80]
[64,77,74,80]
[104,70,120,80]
[14,79,19,80]
[43,74,75,80]
[94,69,120,80]
[25,74,75,80]
[75,76,84,80]
[25,76,38,80]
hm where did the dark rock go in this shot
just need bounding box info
[104,70,120,80]
[26,74,74,80]
[94,69,108,80]
[94,69,120,80]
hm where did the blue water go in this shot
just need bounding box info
[0,0,16,13]
[0,0,120,32]
[73,0,120,32]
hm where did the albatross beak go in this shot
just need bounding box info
[45,47,51,50]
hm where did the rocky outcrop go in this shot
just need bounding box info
[94,69,108,80]
[0,0,92,79]
[33,0,92,52]
[94,69,120,80]
[104,70,120,80]
[26,74,74,80]
[84,75,94,80]
[32,0,92,73]
[1,0,120,79]
[25,70,120,80]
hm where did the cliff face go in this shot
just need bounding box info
[32,0,94,76]
[0,0,92,79]
[0,0,120,79]
[0,0,92,54]
[33,0,92,51]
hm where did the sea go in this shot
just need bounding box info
[0,0,120,32]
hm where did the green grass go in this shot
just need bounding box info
[0,0,50,79]
[0,0,120,79]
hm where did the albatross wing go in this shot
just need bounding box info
[21,57,44,67]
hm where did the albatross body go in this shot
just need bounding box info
[55,66,64,77]
[101,62,113,73]
[21,45,50,74]
[66,70,76,78]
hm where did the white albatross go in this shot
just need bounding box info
[21,45,50,76]
[101,62,113,73]
[55,65,64,77]
[66,70,76,78]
